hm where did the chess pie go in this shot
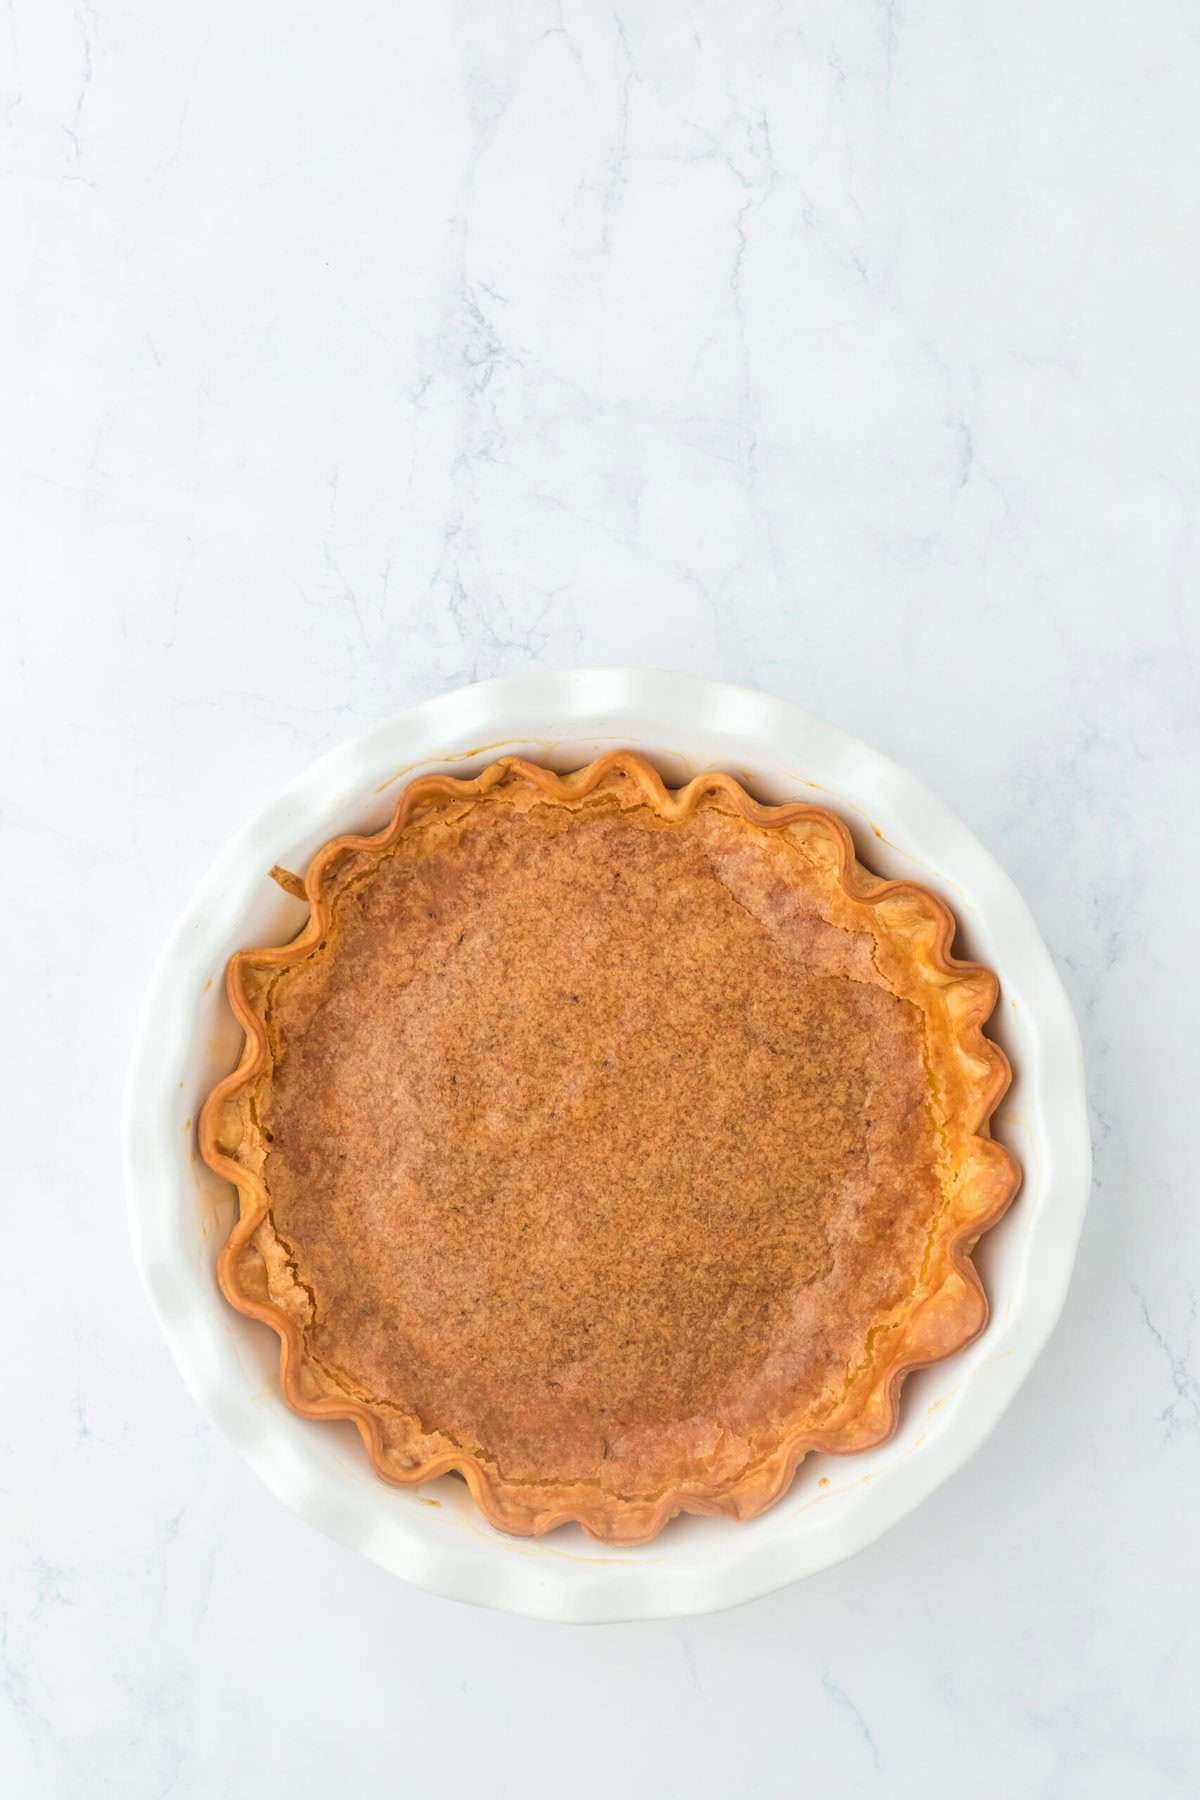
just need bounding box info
[199,753,1017,1543]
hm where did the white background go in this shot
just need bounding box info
[3,2,1198,1796]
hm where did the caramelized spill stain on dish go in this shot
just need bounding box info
[795,774,964,898]
[198,752,1018,1546]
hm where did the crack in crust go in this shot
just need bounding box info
[198,752,1019,1544]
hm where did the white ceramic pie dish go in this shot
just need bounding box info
[124,669,1089,1622]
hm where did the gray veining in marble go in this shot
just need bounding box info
[3,1,1198,1794]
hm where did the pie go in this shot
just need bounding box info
[199,752,1018,1544]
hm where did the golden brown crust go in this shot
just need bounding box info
[199,753,1019,1544]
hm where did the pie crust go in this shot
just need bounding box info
[199,753,1018,1544]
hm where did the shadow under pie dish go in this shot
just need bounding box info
[198,752,1019,1546]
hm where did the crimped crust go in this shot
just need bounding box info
[199,753,1018,1543]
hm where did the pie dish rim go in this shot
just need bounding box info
[123,667,1090,1618]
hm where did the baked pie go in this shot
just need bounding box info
[199,753,1017,1543]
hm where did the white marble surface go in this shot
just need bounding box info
[3,0,1198,1793]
